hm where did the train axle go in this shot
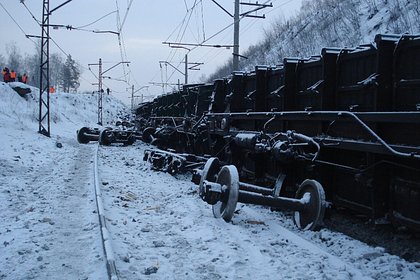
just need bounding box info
[199,158,326,230]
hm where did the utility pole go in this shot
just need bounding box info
[89,59,130,125]
[184,53,188,84]
[88,58,103,125]
[130,85,149,110]
[98,58,103,125]
[161,44,203,86]
[233,0,240,71]
[210,0,272,71]
[38,0,50,136]
[131,85,134,111]
[37,0,73,137]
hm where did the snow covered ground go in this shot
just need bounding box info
[0,82,419,279]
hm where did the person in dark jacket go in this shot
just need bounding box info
[3,68,10,83]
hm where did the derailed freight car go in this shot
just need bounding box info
[136,34,420,231]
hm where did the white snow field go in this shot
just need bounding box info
[0,82,419,279]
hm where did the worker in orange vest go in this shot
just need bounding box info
[10,70,16,82]
[22,73,28,84]
[49,86,55,94]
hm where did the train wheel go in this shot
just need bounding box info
[199,157,220,200]
[293,179,326,231]
[142,127,156,143]
[77,127,91,144]
[99,129,112,146]
[212,165,239,222]
[126,134,136,146]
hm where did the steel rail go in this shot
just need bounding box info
[94,144,119,280]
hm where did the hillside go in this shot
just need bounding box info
[208,0,420,80]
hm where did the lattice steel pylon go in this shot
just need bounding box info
[98,58,103,125]
[88,58,104,125]
[39,0,50,137]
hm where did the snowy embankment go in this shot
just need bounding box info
[0,82,419,279]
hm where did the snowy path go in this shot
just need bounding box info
[98,142,420,280]
[0,128,107,280]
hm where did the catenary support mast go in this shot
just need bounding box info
[98,58,103,125]
[233,0,240,71]
[38,0,73,136]
[39,0,50,137]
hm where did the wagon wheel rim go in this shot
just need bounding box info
[199,157,220,200]
[99,129,112,146]
[77,127,91,144]
[293,179,326,231]
[142,127,156,143]
[212,165,239,222]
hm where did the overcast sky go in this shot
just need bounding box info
[0,0,303,104]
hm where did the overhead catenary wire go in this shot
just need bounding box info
[75,10,117,29]
[154,1,235,87]
[4,0,100,88]
[168,0,199,61]
[151,1,203,85]
[5,1,141,98]
[16,1,115,89]
[162,0,203,85]
[166,0,297,84]
[20,0,41,25]
[115,0,129,86]
[0,2,37,45]
[5,0,298,99]
[118,0,134,32]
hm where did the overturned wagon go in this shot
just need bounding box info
[137,33,420,231]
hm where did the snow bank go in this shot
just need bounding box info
[0,82,130,138]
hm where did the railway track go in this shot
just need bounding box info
[93,144,119,280]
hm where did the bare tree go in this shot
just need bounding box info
[6,42,23,74]
[0,54,5,69]
[50,53,63,89]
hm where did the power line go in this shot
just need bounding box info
[163,0,202,84]
[118,0,134,32]
[165,0,202,59]
[75,10,117,29]
[50,25,119,35]
[10,1,139,98]
[18,1,107,88]
[181,0,288,81]
[0,2,37,45]
[20,0,41,24]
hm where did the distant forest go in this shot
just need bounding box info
[0,42,81,92]
[207,0,420,81]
